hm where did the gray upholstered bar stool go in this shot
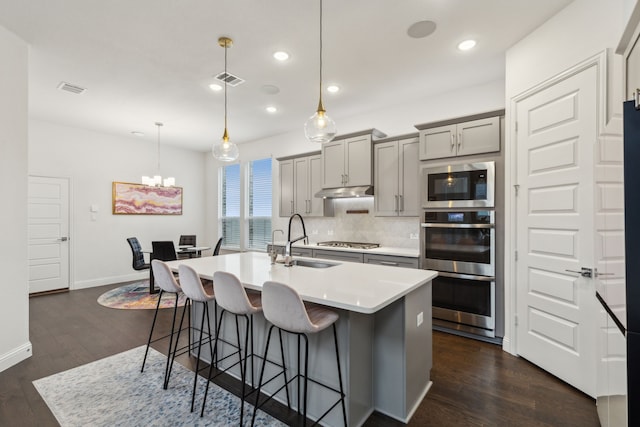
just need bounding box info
[141,260,186,390]
[200,271,262,424]
[174,264,217,412]
[252,281,347,427]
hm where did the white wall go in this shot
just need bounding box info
[0,25,31,372]
[504,0,626,352]
[205,79,505,249]
[29,120,209,288]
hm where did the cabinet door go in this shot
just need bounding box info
[456,116,500,156]
[279,159,294,217]
[322,140,345,188]
[374,141,400,216]
[293,157,309,215]
[419,124,457,160]
[345,136,372,186]
[308,155,324,216]
[399,137,419,216]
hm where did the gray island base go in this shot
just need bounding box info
[167,252,436,426]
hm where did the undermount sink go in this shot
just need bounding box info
[291,259,339,268]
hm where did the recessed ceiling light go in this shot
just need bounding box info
[209,83,223,91]
[458,39,477,51]
[407,20,437,39]
[327,85,340,93]
[131,131,144,137]
[266,106,277,113]
[273,51,290,61]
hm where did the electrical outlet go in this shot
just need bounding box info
[409,233,419,240]
[417,311,423,327]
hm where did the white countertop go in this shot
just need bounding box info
[271,241,419,258]
[166,252,436,314]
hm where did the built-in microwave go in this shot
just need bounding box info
[421,161,495,209]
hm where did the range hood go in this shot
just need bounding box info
[314,186,374,199]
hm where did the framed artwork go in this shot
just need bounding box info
[112,182,183,215]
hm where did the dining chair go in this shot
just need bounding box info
[150,241,178,293]
[213,237,223,256]
[126,237,150,271]
[178,235,197,259]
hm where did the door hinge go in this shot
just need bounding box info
[514,184,520,196]
[515,250,518,261]
[515,315,518,327]
[515,121,518,132]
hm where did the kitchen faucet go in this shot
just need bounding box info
[285,213,308,267]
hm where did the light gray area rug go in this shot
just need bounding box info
[33,345,285,426]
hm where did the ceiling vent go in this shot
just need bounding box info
[214,72,244,87]
[57,81,87,94]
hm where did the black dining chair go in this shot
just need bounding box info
[150,241,178,293]
[213,237,223,256]
[178,235,197,259]
[127,237,150,271]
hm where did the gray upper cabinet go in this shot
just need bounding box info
[322,135,372,188]
[374,137,419,217]
[279,152,326,217]
[418,116,500,160]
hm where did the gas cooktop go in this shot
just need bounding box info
[316,241,380,250]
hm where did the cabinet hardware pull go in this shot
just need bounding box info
[380,261,399,266]
[458,132,462,150]
[399,195,404,212]
[450,134,455,151]
[395,195,398,212]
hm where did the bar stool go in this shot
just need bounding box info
[252,281,347,427]
[174,264,217,412]
[200,271,262,424]
[141,260,187,390]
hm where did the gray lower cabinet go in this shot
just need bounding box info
[313,249,364,263]
[364,253,420,269]
[267,245,418,268]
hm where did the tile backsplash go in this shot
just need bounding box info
[273,198,420,249]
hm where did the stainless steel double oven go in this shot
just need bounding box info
[420,161,497,337]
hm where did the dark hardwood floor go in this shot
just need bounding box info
[0,283,599,426]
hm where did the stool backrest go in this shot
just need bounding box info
[178,264,213,302]
[151,260,181,293]
[213,271,258,315]
[262,281,313,334]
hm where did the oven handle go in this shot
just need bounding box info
[420,223,494,229]
[436,271,495,281]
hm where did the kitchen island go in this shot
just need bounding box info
[166,252,436,426]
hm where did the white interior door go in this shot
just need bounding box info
[28,176,70,293]
[515,65,597,397]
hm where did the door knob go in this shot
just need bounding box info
[58,237,69,242]
[565,267,592,278]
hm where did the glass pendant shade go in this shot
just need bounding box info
[304,108,337,143]
[212,135,239,162]
[142,122,175,186]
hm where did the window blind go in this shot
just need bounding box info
[221,163,241,248]
[248,158,272,250]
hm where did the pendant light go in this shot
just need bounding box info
[142,122,175,187]
[304,0,337,143]
[212,36,240,162]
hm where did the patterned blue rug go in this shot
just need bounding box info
[33,345,285,426]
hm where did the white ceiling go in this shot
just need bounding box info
[0,0,573,152]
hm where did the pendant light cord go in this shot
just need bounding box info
[319,0,324,108]
[224,40,228,135]
[156,122,162,174]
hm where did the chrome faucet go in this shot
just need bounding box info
[285,213,308,267]
[270,229,284,264]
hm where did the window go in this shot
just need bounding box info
[248,158,272,250]
[221,163,240,248]
[219,158,272,252]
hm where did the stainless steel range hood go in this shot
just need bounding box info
[314,185,374,199]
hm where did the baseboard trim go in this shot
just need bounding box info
[72,272,148,290]
[0,341,32,373]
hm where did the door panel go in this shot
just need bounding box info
[516,65,597,397]
[28,176,70,293]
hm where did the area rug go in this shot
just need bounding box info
[97,282,188,310]
[33,345,285,427]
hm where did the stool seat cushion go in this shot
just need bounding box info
[151,260,182,294]
[213,271,262,315]
[262,281,338,334]
[178,264,214,302]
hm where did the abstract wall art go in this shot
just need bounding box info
[112,182,183,215]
